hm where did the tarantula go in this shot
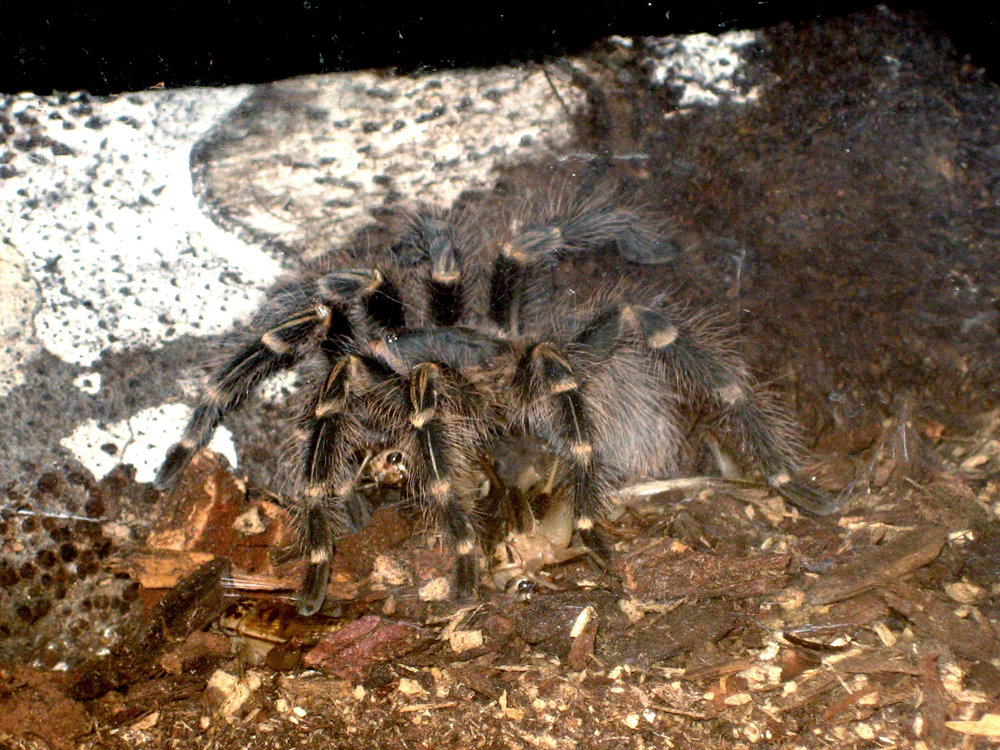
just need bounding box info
[155,188,836,615]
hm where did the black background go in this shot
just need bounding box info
[2,2,997,95]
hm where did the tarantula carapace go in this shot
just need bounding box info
[155,189,836,615]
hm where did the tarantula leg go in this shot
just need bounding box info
[421,215,464,326]
[318,268,405,332]
[487,226,562,334]
[154,303,351,492]
[297,354,398,615]
[395,210,465,326]
[724,399,838,516]
[304,357,368,486]
[515,343,612,560]
[571,308,625,360]
[364,275,405,331]
[627,306,838,516]
[474,451,535,556]
[408,363,480,599]
[623,307,750,394]
[298,502,335,617]
[487,252,526,332]
[488,192,668,334]
[550,189,673,263]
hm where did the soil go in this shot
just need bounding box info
[5,8,1000,750]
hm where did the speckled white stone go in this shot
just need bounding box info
[1,88,283,368]
[60,404,237,483]
[645,30,762,107]
[0,241,40,396]
[191,67,586,263]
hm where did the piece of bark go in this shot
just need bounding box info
[68,558,231,700]
[682,659,755,683]
[967,661,1000,699]
[429,613,516,663]
[821,685,880,721]
[779,646,822,681]
[129,549,216,589]
[832,650,922,676]
[566,610,598,671]
[600,599,738,668]
[512,589,628,662]
[806,526,948,605]
[618,542,791,600]
[774,672,842,715]
[878,581,999,661]
[148,452,292,573]
[451,664,504,700]
[160,631,232,676]
[89,675,208,728]
[812,593,891,628]
[918,648,957,748]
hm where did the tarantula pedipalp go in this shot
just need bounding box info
[155,190,837,616]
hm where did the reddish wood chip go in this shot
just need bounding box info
[0,667,90,750]
[302,615,431,681]
[148,451,292,575]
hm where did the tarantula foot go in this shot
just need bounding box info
[773,476,839,517]
[153,442,195,492]
[342,494,373,532]
[297,559,331,616]
[453,554,480,600]
[578,527,613,563]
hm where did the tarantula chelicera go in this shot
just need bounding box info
[155,189,836,615]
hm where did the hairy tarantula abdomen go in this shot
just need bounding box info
[156,187,837,616]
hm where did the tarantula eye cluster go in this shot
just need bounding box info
[155,188,836,616]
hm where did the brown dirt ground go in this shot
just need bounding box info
[5,7,1000,750]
